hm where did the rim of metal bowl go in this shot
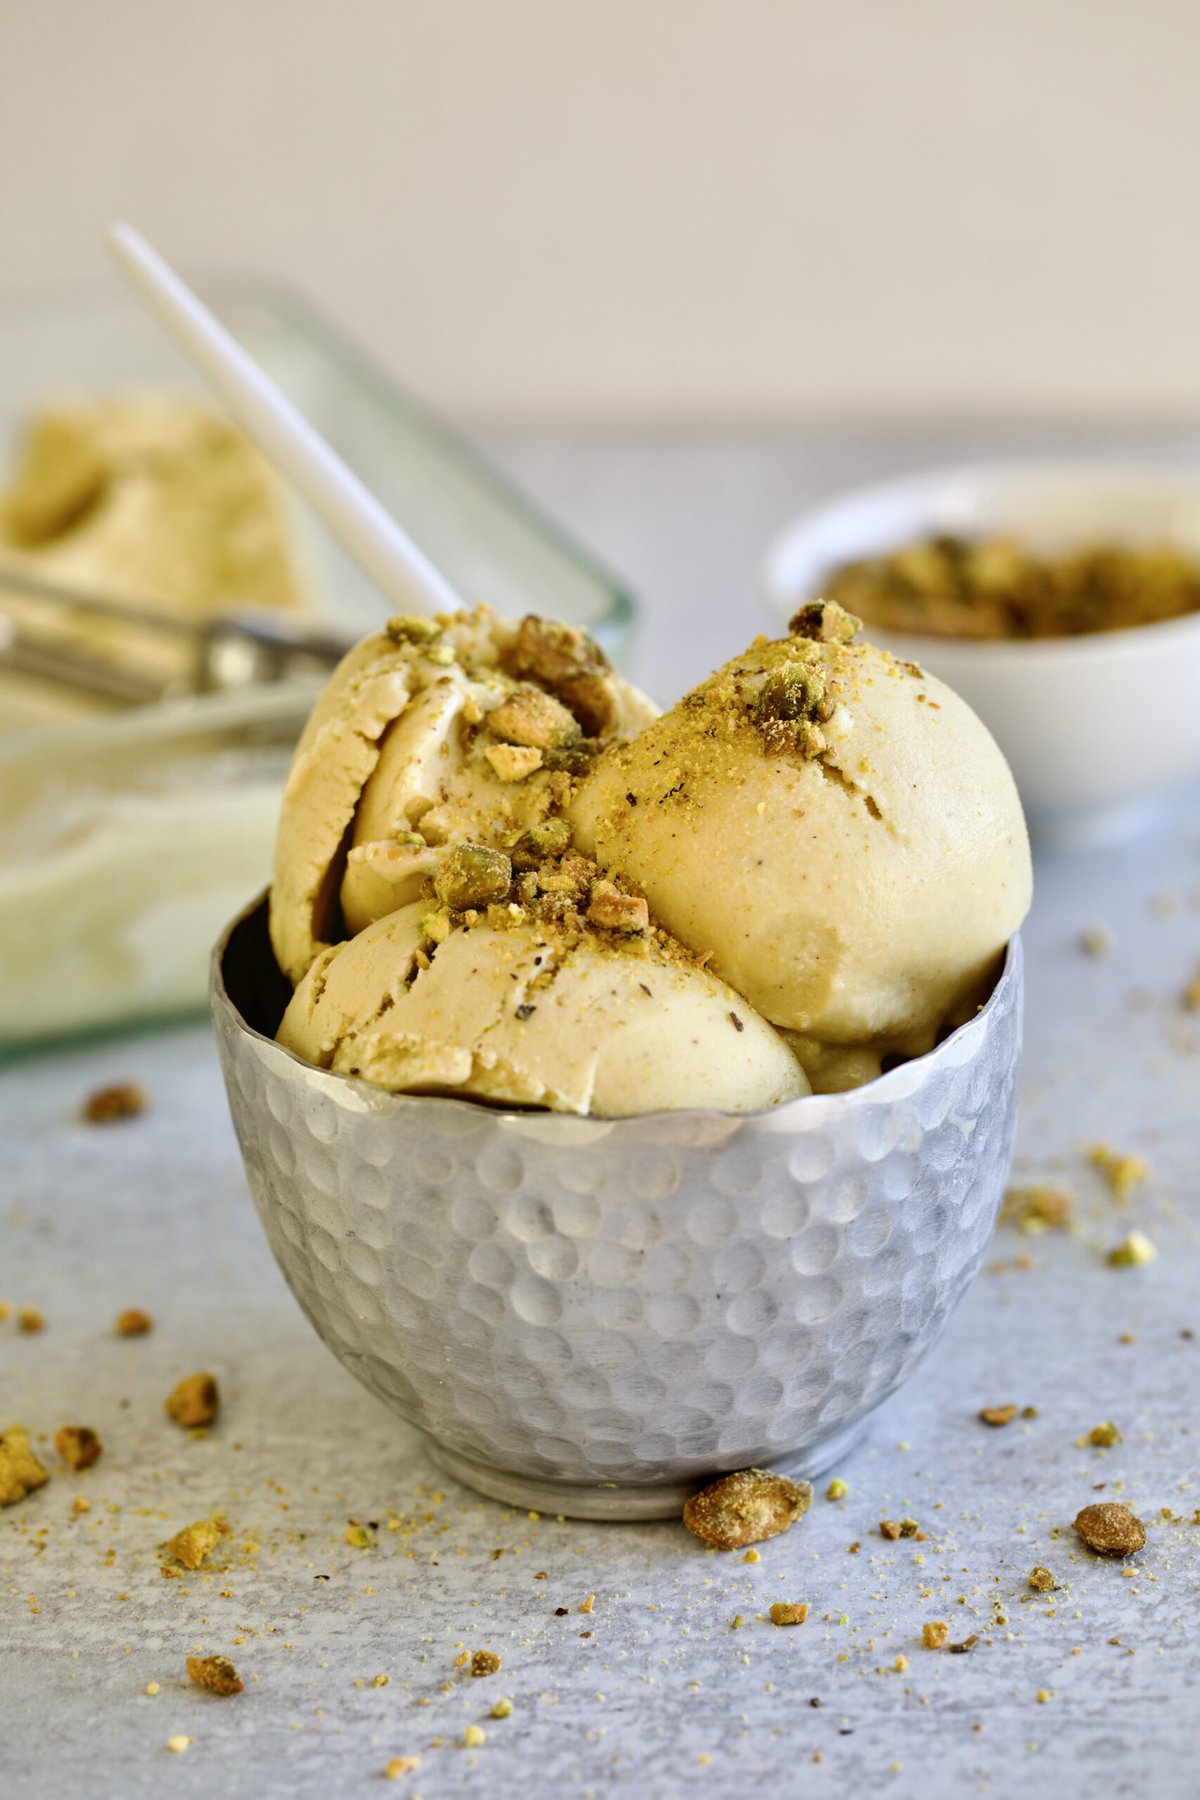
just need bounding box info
[211,889,1022,1130]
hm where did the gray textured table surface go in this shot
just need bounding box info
[4,425,1200,1799]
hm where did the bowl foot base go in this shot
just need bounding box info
[422,1419,870,1521]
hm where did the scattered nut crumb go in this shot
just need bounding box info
[879,1520,902,1540]
[1089,1145,1148,1203]
[1001,1185,1074,1234]
[949,1634,979,1655]
[1183,966,1200,1012]
[164,1517,224,1571]
[145,1682,160,1696]
[826,1478,848,1501]
[922,1621,949,1649]
[115,1308,154,1337]
[345,1522,372,1549]
[579,1593,596,1614]
[1088,1421,1122,1447]
[484,743,543,782]
[1029,1566,1058,1592]
[471,1650,501,1678]
[769,1602,809,1626]
[683,1467,813,1549]
[54,1426,102,1470]
[83,1082,147,1124]
[1074,1502,1146,1557]
[1107,1231,1157,1268]
[979,1405,1020,1428]
[587,882,650,933]
[1079,927,1112,958]
[186,1654,243,1696]
[463,1724,486,1748]
[384,1755,422,1780]
[72,1495,90,1514]
[165,1736,193,1753]
[165,1373,219,1428]
[0,1427,51,1506]
[17,1308,44,1335]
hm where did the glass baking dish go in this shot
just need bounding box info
[0,278,637,1054]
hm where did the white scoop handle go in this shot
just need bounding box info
[106,222,463,618]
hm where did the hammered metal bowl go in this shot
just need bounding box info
[212,895,1023,1519]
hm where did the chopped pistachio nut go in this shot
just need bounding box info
[922,1621,949,1649]
[463,1724,486,1748]
[826,1478,848,1501]
[1000,1185,1074,1233]
[587,882,650,933]
[434,844,513,912]
[386,614,442,644]
[470,1650,502,1678]
[484,743,543,782]
[0,1427,50,1506]
[54,1426,102,1470]
[384,1756,422,1780]
[115,1308,154,1337]
[1074,1502,1145,1557]
[165,1372,219,1428]
[83,1081,147,1124]
[1028,1566,1058,1593]
[788,599,861,644]
[17,1308,44,1334]
[345,1522,372,1549]
[186,1654,243,1696]
[756,661,831,725]
[683,1467,813,1550]
[1089,1421,1122,1447]
[490,1697,514,1719]
[487,685,581,751]
[1089,1145,1148,1202]
[164,1518,223,1571]
[419,907,452,947]
[166,1736,193,1753]
[879,1520,902,1540]
[769,1601,809,1626]
[510,818,573,869]
[1107,1230,1157,1267]
[979,1404,1020,1428]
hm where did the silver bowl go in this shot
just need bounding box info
[211,895,1023,1520]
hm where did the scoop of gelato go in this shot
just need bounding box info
[278,852,808,1116]
[269,608,657,985]
[570,602,1031,1089]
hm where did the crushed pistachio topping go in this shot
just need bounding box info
[435,844,514,912]
[1028,1566,1058,1593]
[187,1654,243,1696]
[502,614,615,734]
[165,1372,219,1428]
[769,1601,809,1626]
[484,742,544,782]
[1074,1501,1145,1556]
[509,818,572,869]
[922,1621,949,1649]
[682,1467,813,1550]
[487,684,581,752]
[54,1426,102,1470]
[384,1756,422,1779]
[826,1478,848,1501]
[587,882,649,934]
[470,1649,502,1678]
[0,1427,51,1506]
[788,598,861,644]
[385,614,442,644]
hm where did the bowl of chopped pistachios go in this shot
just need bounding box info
[763,463,1200,847]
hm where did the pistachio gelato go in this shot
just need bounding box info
[569,602,1031,1090]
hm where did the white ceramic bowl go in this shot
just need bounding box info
[763,463,1200,848]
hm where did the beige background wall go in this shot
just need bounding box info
[3,0,1200,422]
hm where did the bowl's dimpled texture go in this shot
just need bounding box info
[214,914,1021,1493]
